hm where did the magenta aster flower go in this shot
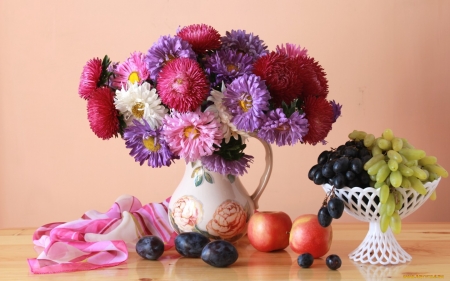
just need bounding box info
[330,100,342,122]
[257,108,309,146]
[205,49,253,87]
[162,111,222,163]
[87,87,120,140]
[145,35,196,80]
[78,57,102,100]
[276,43,308,58]
[222,74,270,132]
[220,30,268,60]
[201,154,254,176]
[156,58,209,112]
[177,24,221,54]
[110,52,150,89]
[124,119,175,168]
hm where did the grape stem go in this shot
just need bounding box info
[322,186,336,207]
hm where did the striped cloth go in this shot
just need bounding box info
[28,195,176,274]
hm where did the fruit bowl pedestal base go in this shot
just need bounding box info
[350,221,411,265]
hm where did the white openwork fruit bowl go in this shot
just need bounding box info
[322,178,440,265]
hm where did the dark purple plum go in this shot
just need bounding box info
[326,254,342,270]
[201,240,238,267]
[297,253,314,268]
[136,236,164,260]
[175,232,210,258]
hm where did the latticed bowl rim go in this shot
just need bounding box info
[321,178,440,222]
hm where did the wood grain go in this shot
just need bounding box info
[1,223,449,280]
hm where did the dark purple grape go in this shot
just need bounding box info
[345,140,355,146]
[326,254,342,270]
[333,173,346,189]
[201,240,238,267]
[361,155,372,165]
[359,172,371,186]
[321,162,335,178]
[350,158,363,174]
[348,178,362,188]
[297,253,314,268]
[333,157,349,174]
[328,177,335,185]
[328,151,341,161]
[175,232,210,258]
[318,206,333,227]
[336,145,346,155]
[358,147,371,158]
[317,151,330,165]
[345,170,356,181]
[308,164,322,181]
[343,146,358,158]
[327,198,344,219]
[136,236,164,260]
[313,169,327,185]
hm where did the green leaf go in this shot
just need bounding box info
[194,174,203,187]
[204,172,213,184]
[227,174,235,183]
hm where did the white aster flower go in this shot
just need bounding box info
[205,83,249,143]
[114,82,167,129]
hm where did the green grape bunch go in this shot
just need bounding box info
[348,129,448,234]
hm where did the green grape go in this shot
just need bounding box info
[349,130,366,140]
[374,181,385,188]
[405,159,418,167]
[428,172,439,182]
[382,128,394,141]
[385,176,391,186]
[380,213,390,233]
[378,139,392,151]
[364,133,375,147]
[422,169,430,181]
[401,176,411,188]
[394,192,404,210]
[399,148,426,160]
[401,138,415,149]
[390,211,402,234]
[411,166,428,181]
[398,163,414,177]
[423,164,449,178]
[370,175,377,182]
[380,184,390,204]
[409,176,427,195]
[389,170,402,187]
[372,145,383,156]
[419,156,437,166]
[392,137,403,151]
[376,164,391,183]
[430,190,437,201]
[364,154,385,170]
[386,193,396,216]
[388,159,398,172]
[379,202,387,215]
[348,130,359,139]
[368,160,387,176]
[387,150,403,163]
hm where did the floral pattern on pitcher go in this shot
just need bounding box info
[191,165,214,187]
[169,195,203,233]
[206,200,248,241]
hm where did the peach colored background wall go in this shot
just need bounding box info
[1,0,449,229]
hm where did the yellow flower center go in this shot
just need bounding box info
[184,126,200,139]
[143,137,161,152]
[128,71,140,84]
[276,124,291,131]
[131,102,145,119]
[239,93,253,112]
[226,64,238,72]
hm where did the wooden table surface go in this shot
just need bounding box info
[1,223,449,280]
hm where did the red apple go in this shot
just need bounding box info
[247,211,293,252]
[289,214,332,258]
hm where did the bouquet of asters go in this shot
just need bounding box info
[78,23,342,176]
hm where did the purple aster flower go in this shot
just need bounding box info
[258,108,309,146]
[124,119,176,168]
[220,30,268,61]
[205,49,254,87]
[330,100,342,123]
[145,35,196,80]
[222,74,271,132]
[201,154,254,176]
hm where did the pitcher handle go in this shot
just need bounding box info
[250,135,273,209]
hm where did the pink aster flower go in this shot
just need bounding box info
[87,87,120,140]
[177,24,221,54]
[110,52,150,90]
[276,43,308,58]
[162,111,222,163]
[156,58,210,112]
[78,57,102,100]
